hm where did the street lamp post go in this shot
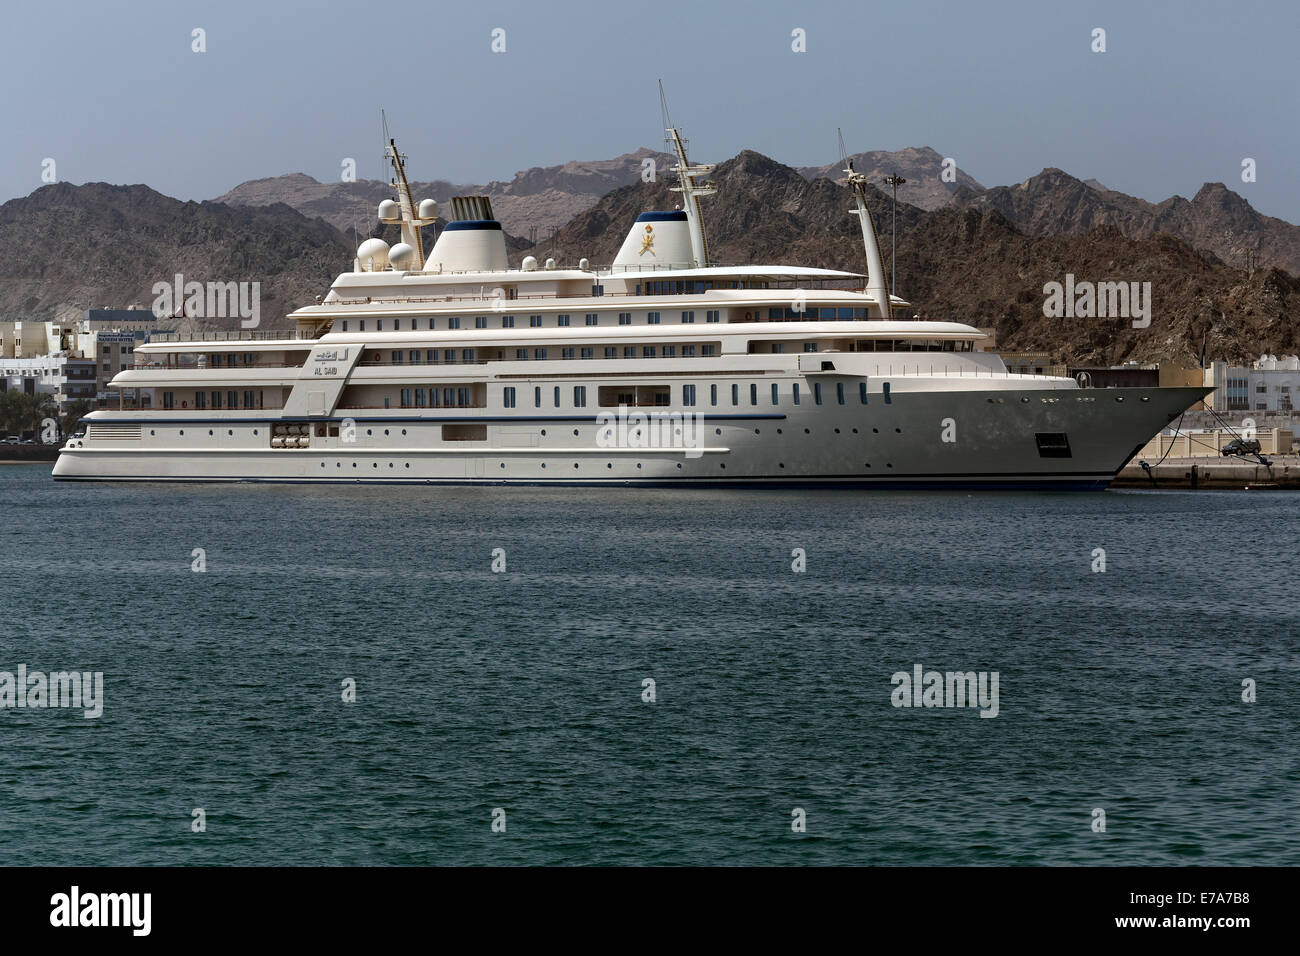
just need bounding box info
[883,174,907,301]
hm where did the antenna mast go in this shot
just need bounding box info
[661,80,715,268]
[839,128,891,318]
[382,110,424,262]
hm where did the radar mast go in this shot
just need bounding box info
[661,82,715,268]
[839,128,892,318]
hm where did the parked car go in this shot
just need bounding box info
[1221,438,1262,456]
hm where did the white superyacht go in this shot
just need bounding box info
[55,128,1208,488]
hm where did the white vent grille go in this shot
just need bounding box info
[87,423,142,441]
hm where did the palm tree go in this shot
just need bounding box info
[60,399,93,438]
[0,389,22,437]
[0,391,58,441]
[30,393,58,442]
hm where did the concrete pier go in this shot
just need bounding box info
[1113,455,1300,489]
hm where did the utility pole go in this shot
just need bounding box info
[883,174,908,297]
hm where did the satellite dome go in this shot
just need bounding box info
[418,199,438,220]
[388,242,417,270]
[578,258,590,271]
[521,255,538,272]
[544,257,557,270]
[357,238,390,271]
[378,200,401,222]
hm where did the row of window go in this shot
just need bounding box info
[162,390,263,409]
[372,344,721,364]
[681,381,873,408]
[339,310,726,333]
[204,353,261,367]
[640,280,766,295]
[486,380,879,411]
[498,386,589,410]
[398,387,475,408]
[850,339,975,353]
[767,307,873,320]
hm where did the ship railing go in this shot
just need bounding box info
[132,360,302,370]
[335,404,487,410]
[146,330,317,343]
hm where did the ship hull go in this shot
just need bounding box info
[53,386,1209,489]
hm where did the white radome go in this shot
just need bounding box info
[418,199,438,220]
[356,237,389,271]
[378,199,401,222]
[388,242,417,270]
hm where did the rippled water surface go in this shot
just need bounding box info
[1,463,1296,865]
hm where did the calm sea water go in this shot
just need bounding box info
[1,463,1296,866]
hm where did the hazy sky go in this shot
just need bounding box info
[2,0,1296,221]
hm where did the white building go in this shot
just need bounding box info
[1209,355,1300,412]
[0,355,67,400]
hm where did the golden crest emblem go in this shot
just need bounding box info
[639,224,655,256]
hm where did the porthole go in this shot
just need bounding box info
[373,463,378,468]
[389,462,394,468]
[573,462,579,469]
[754,428,760,434]
[895,428,901,433]
[852,428,858,434]
[573,429,579,436]
[1140,396,1150,402]
[715,428,722,436]
[367,429,373,436]
[402,428,407,435]
[540,429,547,436]
[636,463,642,469]
[405,463,410,468]
[887,463,893,468]
[541,462,547,469]
[1020,397,1030,403]
[228,429,233,436]
[500,462,505,468]
[872,428,879,433]
[179,430,184,435]
[776,428,783,434]
[352,462,357,468]
[384,429,390,436]
[834,428,840,434]
[208,429,214,436]
[607,463,613,469]
[1115,396,1125,403]
[150,430,156,436]
[320,462,325,468]
[253,429,259,435]
[336,462,341,468]
[804,428,810,434]
[676,462,683,469]
[779,462,785,468]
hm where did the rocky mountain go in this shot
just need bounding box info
[214,148,676,240]
[534,150,1300,367]
[797,146,985,211]
[4,153,1297,366]
[0,183,353,326]
[957,168,1300,276]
